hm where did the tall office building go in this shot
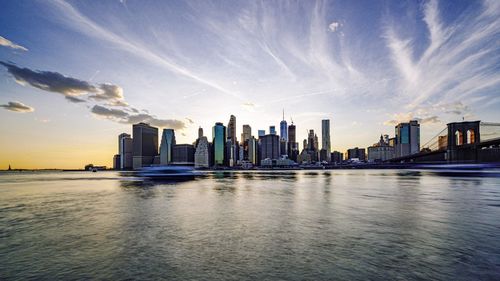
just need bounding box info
[132,123,158,169]
[195,136,211,168]
[248,136,258,165]
[287,122,298,161]
[159,129,176,165]
[321,119,331,161]
[212,122,226,166]
[172,144,195,165]
[258,130,265,137]
[227,115,237,144]
[241,125,251,143]
[280,110,288,141]
[118,133,133,170]
[395,120,420,157]
[260,134,280,160]
[269,126,276,135]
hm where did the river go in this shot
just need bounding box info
[1,170,499,280]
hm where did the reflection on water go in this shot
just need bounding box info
[0,169,499,280]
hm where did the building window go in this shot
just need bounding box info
[455,130,463,146]
[467,129,475,144]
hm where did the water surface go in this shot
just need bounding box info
[1,170,499,280]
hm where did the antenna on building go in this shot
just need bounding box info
[282,109,285,121]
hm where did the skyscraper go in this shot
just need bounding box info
[258,130,265,137]
[198,127,203,139]
[159,129,176,165]
[195,136,211,168]
[260,134,280,160]
[280,110,288,142]
[212,122,226,166]
[248,136,258,165]
[241,124,251,143]
[395,120,420,157]
[132,122,158,169]
[227,115,237,144]
[321,119,331,161]
[287,122,298,161]
[118,133,132,170]
[269,126,276,135]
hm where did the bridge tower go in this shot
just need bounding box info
[446,121,480,163]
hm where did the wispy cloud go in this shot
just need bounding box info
[0,35,28,51]
[48,0,241,100]
[384,0,500,115]
[0,101,34,112]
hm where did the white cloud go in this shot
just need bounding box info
[0,35,28,51]
[328,21,340,32]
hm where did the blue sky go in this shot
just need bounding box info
[0,0,499,168]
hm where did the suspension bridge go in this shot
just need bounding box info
[388,121,500,164]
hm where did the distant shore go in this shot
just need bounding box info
[2,162,500,172]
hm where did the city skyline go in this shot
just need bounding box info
[1,0,499,168]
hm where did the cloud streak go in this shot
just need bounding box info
[0,101,34,112]
[0,35,28,51]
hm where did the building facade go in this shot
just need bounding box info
[132,123,158,169]
[159,128,176,165]
[321,119,331,161]
[118,133,133,170]
[172,144,195,165]
[260,134,280,161]
[212,122,226,166]
[347,147,366,161]
[395,120,420,158]
[227,115,237,144]
[367,135,395,162]
[195,136,211,168]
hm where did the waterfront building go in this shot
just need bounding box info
[321,119,331,161]
[269,126,276,135]
[212,122,226,166]
[227,115,237,144]
[368,135,395,162]
[331,151,344,164]
[132,123,158,169]
[113,154,120,170]
[248,136,258,165]
[195,136,211,168]
[319,149,329,162]
[258,130,265,137]
[241,125,251,143]
[260,134,280,160]
[172,144,195,165]
[395,120,420,157]
[118,133,133,170]
[159,129,176,165]
[347,147,366,161]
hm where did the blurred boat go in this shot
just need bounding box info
[137,166,198,180]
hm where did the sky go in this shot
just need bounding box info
[0,0,499,169]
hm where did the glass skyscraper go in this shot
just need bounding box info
[212,122,227,165]
[160,129,176,165]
